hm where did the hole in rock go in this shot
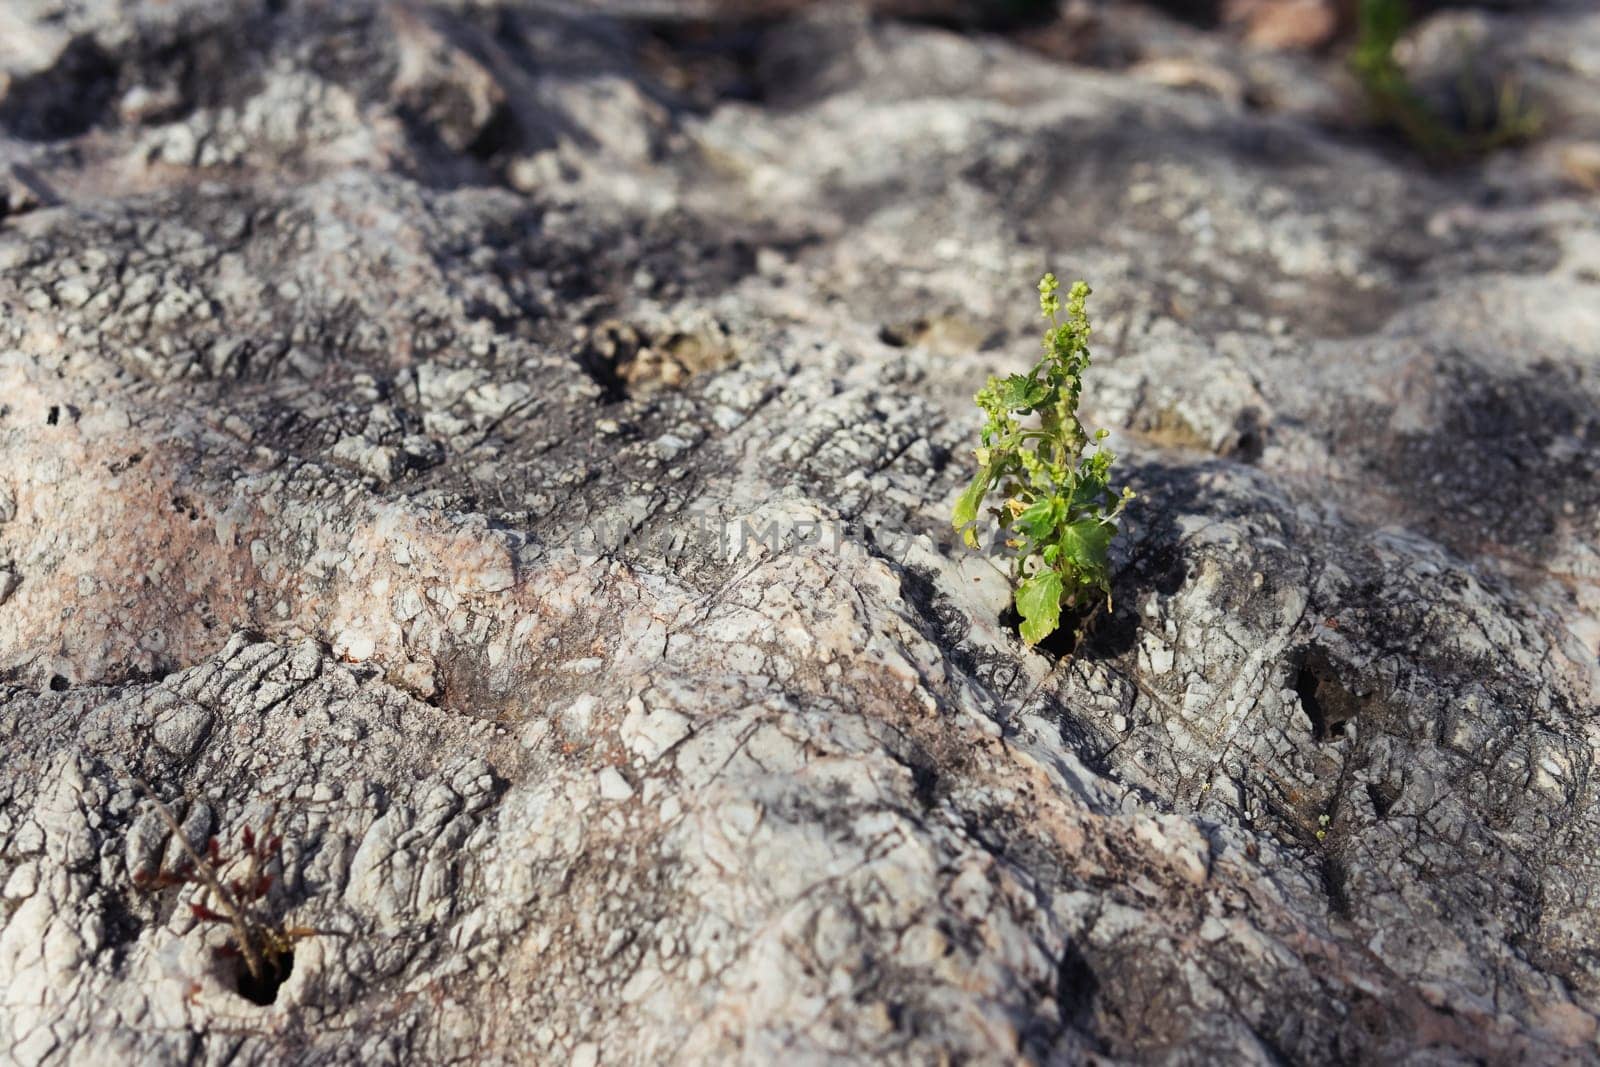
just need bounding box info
[1056,942,1099,1029]
[48,674,70,692]
[1366,781,1399,819]
[235,949,293,1006]
[999,601,1096,660]
[1228,409,1266,463]
[0,37,119,141]
[1293,650,1364,742]
[576,335,630,404]
[1075,601,1140,662]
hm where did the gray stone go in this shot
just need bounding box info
[0,0,1597,1064]
[151,706,213,763]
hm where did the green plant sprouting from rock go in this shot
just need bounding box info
[952,274,1133,646]
[1352,0,1541,161]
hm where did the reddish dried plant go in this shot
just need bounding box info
[130,782,320,989]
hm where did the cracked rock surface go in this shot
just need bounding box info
[2,1,1599,1063]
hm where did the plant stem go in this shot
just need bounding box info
[129,777,266,982]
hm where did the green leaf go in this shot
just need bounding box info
[952,466,993,532]
[1015,570,1065,646]
[1066,476,1112,513]
[997,374,1050,411]
[1056,519,1113,582]
[1014,496,1061,540]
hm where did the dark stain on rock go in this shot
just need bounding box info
[1354,359,1598,561]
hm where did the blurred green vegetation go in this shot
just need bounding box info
[1352,0,1541,162]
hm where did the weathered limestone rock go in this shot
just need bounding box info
[1,1,1597,1063]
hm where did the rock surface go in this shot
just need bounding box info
[1,1,1598,1063]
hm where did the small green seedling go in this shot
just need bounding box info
[952,274,1133,646]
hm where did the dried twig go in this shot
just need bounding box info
[128,776,266,982]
